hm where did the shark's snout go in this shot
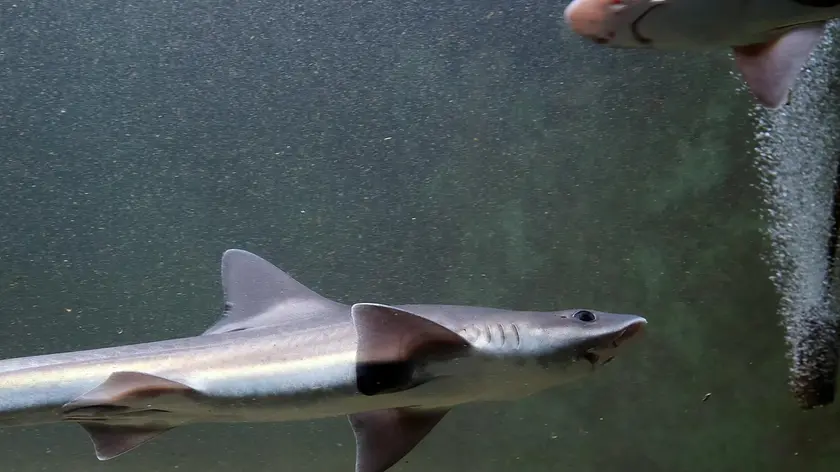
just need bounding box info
[564,0,662,47]
[583,316,646,366]
[614,318,646,346]
[564,0,617,43]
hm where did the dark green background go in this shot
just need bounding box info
[2,0,838,470]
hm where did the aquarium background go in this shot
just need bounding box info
[2,0,839,471]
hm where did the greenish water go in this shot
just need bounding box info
[1,0,839,471]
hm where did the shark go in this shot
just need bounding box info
[562,0,840,108]
[0,249,647,472]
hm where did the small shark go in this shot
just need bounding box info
[0,249,647,472]
[563,0,840,108]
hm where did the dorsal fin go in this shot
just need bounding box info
[203,249,347,335]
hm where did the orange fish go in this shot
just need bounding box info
[563,0,840,108]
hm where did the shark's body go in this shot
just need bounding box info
[563,0,840,108]
[0,249,646,472]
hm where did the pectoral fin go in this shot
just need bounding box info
[349,408,449,472]
[63,372,197,460]
[732,22,826,109]
[351,303,470,396]
[79,423,174,460]
[63,371,197,414]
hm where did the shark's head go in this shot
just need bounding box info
[522,309,643,363]
[563,0,668,48]
[561,0,756,49]
[349,303,646,404]
[555,309,646,370]
[459,308,647,370]
[432,307,648,398]
[562,0,839,50]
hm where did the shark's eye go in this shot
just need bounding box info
[574,310,596,322]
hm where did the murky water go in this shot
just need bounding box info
[1,2,839,471]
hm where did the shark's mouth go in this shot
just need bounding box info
[581,321,645,366]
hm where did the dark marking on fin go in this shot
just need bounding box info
[350,303,470,396]
[348,408,449,472]
[79,423,173,460]
[356,361,415,396]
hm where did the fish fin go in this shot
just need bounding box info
[732,22,826,109]
[351,303,470,396]
[62,371,197,414]
[79,423,173,460]
[203,249,346,335]
[348,408,449,472]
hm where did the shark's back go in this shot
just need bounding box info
[395,303,533,330]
